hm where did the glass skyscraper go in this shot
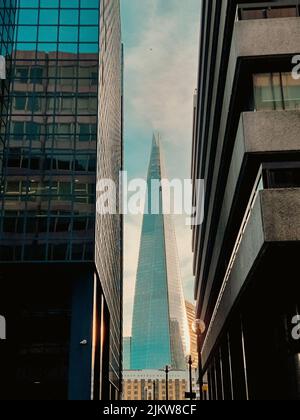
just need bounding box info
[0,0,122,401]
[131,135,189,371]
[123,337,131,371]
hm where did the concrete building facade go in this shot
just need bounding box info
[192,0,300,400]
[122,370,188,401]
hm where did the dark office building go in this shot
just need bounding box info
[192,1,300,400]
[0,0,123,400]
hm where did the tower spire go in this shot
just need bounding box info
[152,131,161,148]
[131,134,189,371]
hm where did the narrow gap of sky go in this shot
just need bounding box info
[121,0,201,336]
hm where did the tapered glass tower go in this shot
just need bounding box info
[131,134,189,371]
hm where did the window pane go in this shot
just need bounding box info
[282,73,300,110]
[254,72,300,111]
[60,9,79,25]
[40,9,58,25]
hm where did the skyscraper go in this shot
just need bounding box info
[123,337,131,371]
[0,0,122,401]
[192,1,300,400]
[131,135,189,371]
[185,301,198,369]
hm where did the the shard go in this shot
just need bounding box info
[131,134,189,370]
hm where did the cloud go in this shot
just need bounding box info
[124,1,200,148]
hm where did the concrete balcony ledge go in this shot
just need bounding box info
[200,110,300,320]
[233,17,300,59]
[262,188,300,242]
[242,110,300,153]
[223,18,300,141]
[202,188,300,366]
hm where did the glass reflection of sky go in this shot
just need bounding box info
[15,0,99,54]
[0,0,101,263]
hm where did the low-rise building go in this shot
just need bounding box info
[123,370,188,401]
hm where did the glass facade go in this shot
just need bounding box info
[254,72,300,111]
[0,1,17,195]
[123,337,131,371]
[0,0,123,400]
[0,0,100,262]
[131,136,189,371]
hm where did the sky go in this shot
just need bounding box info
[121,0,201,337]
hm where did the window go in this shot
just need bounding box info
[15,67,29,82]
[61,97,74,112]
[50,244,69,261]
[48,98,55,111]
[49,123,73,139]
[28,158,38,171]
[54,123,72,139]
[91,72,98,86]
[14,95,43,112]
[2,217,23,234]
[28,95,42,112]
[59,124,72,135]
[6,181,20,194]
[30,67,43,83]
[15,94,26,110]
[73,218,88,231]
[56,156,73,171]
[79,123,90,141]
[55,218,71,233]
[254,72,300,111]
[75,156,91,172]
[77,95,97,113]
[78,123,97,142]
[59,67,75,79]
[78,65,98,78]
[26,122,41,140]
[13,122,24,139]
[239,6,299,20]
[281,73,300,110]
[58,182,72,195]
[7,153,21,168]
[264,165,300,189]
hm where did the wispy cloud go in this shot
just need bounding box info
[124,0,200,149]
